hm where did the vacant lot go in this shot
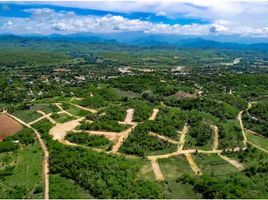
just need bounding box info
[0,114,23,141]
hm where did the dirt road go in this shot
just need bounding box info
[148,108,159,121]
[218,153,244,170]
[70,102,97,113]
[248,141,268,154]
[148,132,178,144]
[124,108,134,124]
[237,110,247,147]
[185,153,202,175]
[37,110,57,125]
[211,125,219,150]
[49,117,84,142]
[148,158,164,181]
[111,123,137,153]
[54,103,73,117]
[178,124,189,151]
[4,112,49,200]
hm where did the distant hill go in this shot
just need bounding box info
[0,34,268,50]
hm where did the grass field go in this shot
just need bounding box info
[32,104,60,114]
[163,180,201,199]
[49,174,93,199]
[158,156,194,180]
[51,113,75,123]
[0,142,44,198]
[11,109,42,123]
[136,160,156,181]
[192,154,238,175]
[246,131,268,151]
[62,103,89,117]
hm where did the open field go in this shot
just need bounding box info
[0,142,44,198]
[0,114,23,141]
[246,130,268,151]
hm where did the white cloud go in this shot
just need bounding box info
[1,5,268,37]
[156,11,167,16]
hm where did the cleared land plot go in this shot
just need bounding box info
[158,156,194,180]
[192,154,238,175]
[62,103,89,117]
[136,160,156,181]
[11,109,42,123]
[0,143,44,198]
[32,103,60,114]
[51,113,75,123]
[0,114,23,141]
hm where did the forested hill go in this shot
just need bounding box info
[1,34,268,50]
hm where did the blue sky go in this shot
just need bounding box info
[0,1,268,38]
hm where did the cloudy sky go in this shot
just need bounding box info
[1,0,268,38]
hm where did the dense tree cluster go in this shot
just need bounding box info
[178,160,268,199]
[243,100,268,137]
[49,143,163,198]
[120,123,177,156]
[165,97,238,121]
[65,132,110,147]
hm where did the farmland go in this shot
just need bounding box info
[0,114,23,141]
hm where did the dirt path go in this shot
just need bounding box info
[149,158,164,181]
[248,141,268,154]
[237,110,247,147]
[245,128,267,138]
[49,117,84,142]
[178,124,189,151]
[28,116,47,125]
[110,108,136,153]
[124,108,134,124]
[4,112,49,200]
[185,153,202,175]
[70,97,84,102]
[54,103,73,117]
[148,132,178,144]
[246,101,261,121]
[111,123,137,153]
[211,125,219,150]
[218,153,244,170]
[70,102,97,113]
[37,110,57,125]
[148,108,159,121]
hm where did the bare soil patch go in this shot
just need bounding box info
[0,113,23,141]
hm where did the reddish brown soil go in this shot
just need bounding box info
[0,113,23,141]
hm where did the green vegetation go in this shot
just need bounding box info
[0,128,44,198]
[246,131,268,150]
[120,123,177,156]
[49,144,163,199]
[50,175,93,199]
[1,36,268,199]
[219,120,244,148]
[192,154,237,175]
[243,100,268,137]
[65,132,111,148]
